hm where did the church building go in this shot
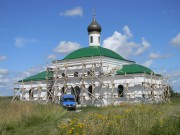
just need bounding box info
[13,15,170,106]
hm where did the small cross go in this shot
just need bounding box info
[93,9,96,17]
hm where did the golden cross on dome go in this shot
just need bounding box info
[93,9,96,18]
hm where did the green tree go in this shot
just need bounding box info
[169,86,175,97]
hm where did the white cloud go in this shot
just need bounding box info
[171,33,180,46]
[0,69,11,96]
[0,55,7,61]
[0,65,46,96]
[123,25,133,38]
[0,78,9,83]
[134,38,150,55]
[12,65,46,83]
[142,59,153,67]
[53,41,80,54]
[103,26,150,58]
[149,52,162,59]
[48,54,57,60]
[103,31,137,58]
[60,7,83,17]
[149,52,172,59]
[15,38,37,48]
[160,69,180,92]
[0,69,8,75]
[24,65,45,77]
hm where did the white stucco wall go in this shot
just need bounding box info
[89,33,100,46]
[19,57,165,104]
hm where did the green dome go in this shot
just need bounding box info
[116,64,153,75]
[64,46,126,60]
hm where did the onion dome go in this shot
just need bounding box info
[87,17,102,33]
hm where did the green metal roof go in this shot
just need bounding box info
[18,64,159,83]
[18,71,53,82]
[64,46,127,61]
[116,64,154,75]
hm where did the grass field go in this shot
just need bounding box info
[0,97,180,135]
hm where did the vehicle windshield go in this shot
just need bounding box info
[63,98,75,102]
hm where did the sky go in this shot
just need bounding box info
[0,0,180,96]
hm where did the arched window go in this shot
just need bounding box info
[90,36,93,43]
[87,71,91,76]
[151,90,153,96]
[74,86,81,103]
[74,72,78,77]
[74,86,81,96]
[71,86,75,95]
[98,36,100,43]
[88,85,93,97]
[61,87,65,94]
[29,88,33,98]
[118,85,124,97]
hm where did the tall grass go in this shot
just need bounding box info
[57,103,180,135]
[0,97,180,135]
[0,100,67,135]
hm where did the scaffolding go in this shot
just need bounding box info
[13,56,170,105]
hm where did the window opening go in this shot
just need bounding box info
[88,85,93,97]
[98,36,100,43]
[61,87,65,94]
[29,88,33,98]
[118,85,124,97]
[74,72,78,77]
[74,86,81,103]
[90,36,93,43]
[62,73,65,77]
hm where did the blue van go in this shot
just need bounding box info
[60,94,76,110]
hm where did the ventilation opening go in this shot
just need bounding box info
[118,85,124,97]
